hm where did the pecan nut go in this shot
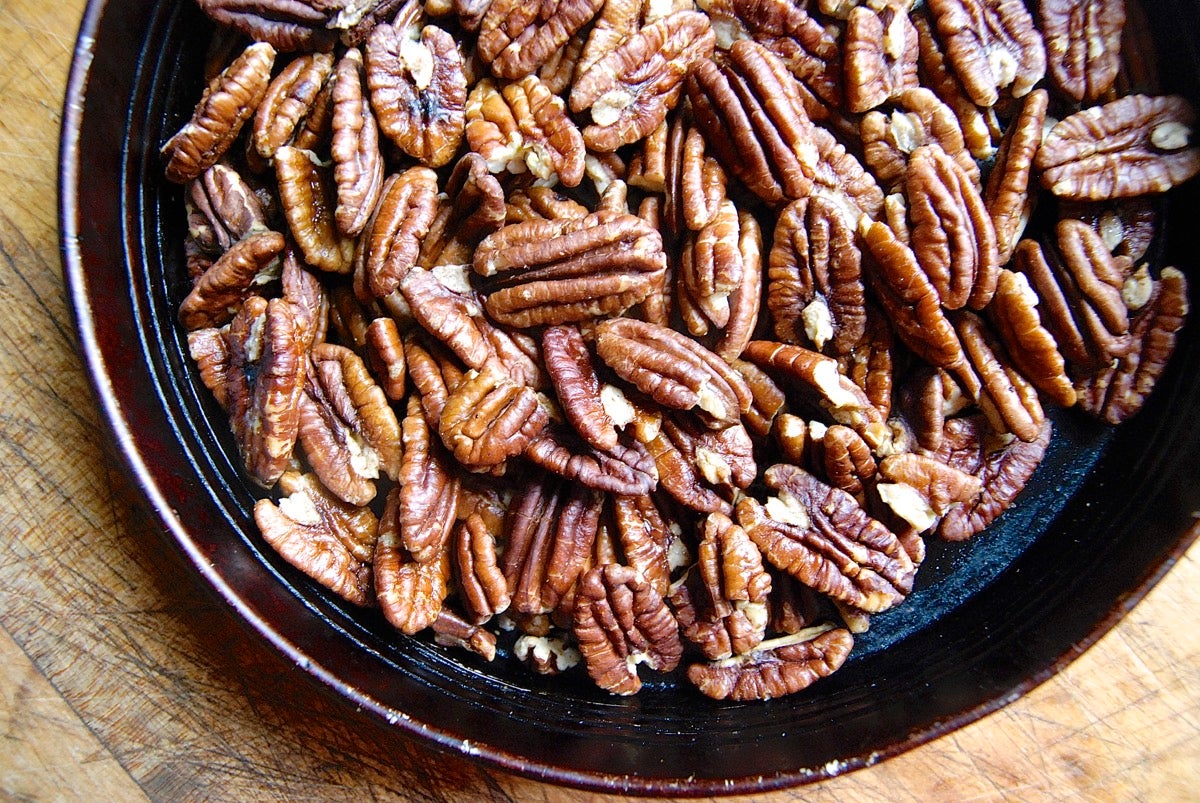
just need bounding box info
[543,324,624,452]
[179,231,285,330]
[1039,0,1126,103]
[525,425,658,496]
[253,52,335,161]
[925,0,1046,108]
[375,486,453,634]
[332,48,385,238]
[984,88,1047,265]
[357,168,442,299]
[477,0,606,80]
[454,512,512,623]
[398,396,462,563]
[844,2,919,114]
[438,366,549,471]
[186,164,271,256]
[686,625,853,701]
[860,87,980,190]
[988,268,1076,408]
[275,145,356,273]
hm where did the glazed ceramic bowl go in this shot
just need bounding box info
[60,0,1200,794]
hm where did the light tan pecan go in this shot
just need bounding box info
[355,168,442,299]
[472,210,667,327]
[571,11,716,152]
[984,88,1047,265]
[375,486,452,633]
[573,563,683,695]
[193,0,341,52]
[767,195,865,356]
[296,343,402,506]
[1039,0,1125,103]
[438,366,550,471]
[596,317,752,427]
[670,511,771,660]
[179,231,285,330]
[1037,95,1200,201]
[686,624,853,701]
[254,470,379,606]
[861,87,979,191]
[186,164,271,257]
[875,453,981,533]
[275,145,356,273]
[163,42,276,183]
[543,324,624,452]
[907,143,999,310]
[539,33,586,95]
[1077,267,1188,424]
[739,463,915,613]
[476,0,606,80]
[731,358,786,438]
[575,0,690,78]
[844,2,919,113]
[1014,221,1133,373]
[912,13,997,160]
[525,425,658,495]
[696,0,841,115]
[397,395,462,563]
[934,415,1052,541]
[988,268,1076,408]
[514,633,582,675]
[860,219,979,398]
[454,512,512,623]
[253,52,335,160]
[225,296,306,488]
[464,76,585,187]
[366,15,467,167]
[331,48,384,238]
[612,494,680,597]
[925,0,1046,108]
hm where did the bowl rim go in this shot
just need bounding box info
[58,0,1200,794]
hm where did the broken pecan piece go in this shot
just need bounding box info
[876,452,980,533]
[1037,95,1200,200]
[687,625,853,701]
[573,563,683,695]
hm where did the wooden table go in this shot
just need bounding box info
[3,0,1199,798]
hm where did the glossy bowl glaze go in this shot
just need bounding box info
[60,0,1200,794]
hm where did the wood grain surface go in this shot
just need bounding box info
[2,0,1199,799]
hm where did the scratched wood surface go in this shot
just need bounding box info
[2,0,1200,799]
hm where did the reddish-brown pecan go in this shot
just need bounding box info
[1077,268,1189,424]
[988,268,1076,408]
[275,145,356,274]
[954,312,1045,442]
[163,42,276,183]
[812,423,877,498]
[464,76,585,187]
[403,331,465,427]
[844,2,919,113]
[731,358,786,438]
[1039,0,1126,103]
[398,396,462,563]
[179,231,286,330]
[906,143,999,311]
[225,296,306,488]
[363,317,406,401]
[193,0,342,52]
[525,425,658,496]
[418,153,507,270]
[477,0,606,80]
[296,343,402,506]
[454,512,511,623]
[543,324,624,452]
[838,308,895,425]
[985,88,1047,265]
[431,608,499,660]
[767,195,865,355]
[664,116,728,239]
[571,11,716,152]
[438,366,550,471]
[1058,197,1158,264]
[670,511,771,660]
[612,494,680,597]
[253,52,335,160]
[875,452,981,532]
[640,418,733,515]
[934,416,1052,541]
[925,0,1046,108]
[473,210,667,327]
[254,470,379,606]
[894,366,964,452]
[861,87,980,191]
[686,624,853,701]
[1037,95,1200,201]
[912,12,997,160]
[366,16,467,167]
[331,48,384,238]
[186,163,271,257]
[280,248,329,352]
[398,266,493,372]
[375,486,452,634]
[573,563,683,695]
[595,317,752,427]
[738,464,915,613]
[188,327,232,411]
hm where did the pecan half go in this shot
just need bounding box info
[767,195,865,355]
[187,164,271,256]
[1036,95,1200,200]
[254,470,379,606]
[525,425,658,496]
[678,199,759,344]
[473,210,667,327]
[925,0,1046,108]
[844,2,919,113]
[988,268,1076,407]
[438,366,549,471]
[811,423,876,498]
[1039,0,1125,103]
[913,12,997,160]
[275,145,356,273]
[573,563,683,695]
[543,324,623,452]
[454,512,512,623]
[179,231,285,330]
[357,168,442,299]
[613,494,680,597]
[375,486,452,633]
[508,480,604,616]
[861,87,980,190]
[364,317,406,401]
[687,625,852,700]
[367,16,467,167]
[194,0,339,52]
[418,153,507,269]
[253,52,335,160]
[571,11,716,152]
[331,48,385,238]
[398,396,462,563]
[163,42,276,183]
[984,88,1047,265]
[596,317,752,426]
[296,343,402,506]
[477,0,606,80]
[739,464,915,613]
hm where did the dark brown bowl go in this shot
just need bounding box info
[60,0,1200,795]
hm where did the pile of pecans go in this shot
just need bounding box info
[164,0,1194,700]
